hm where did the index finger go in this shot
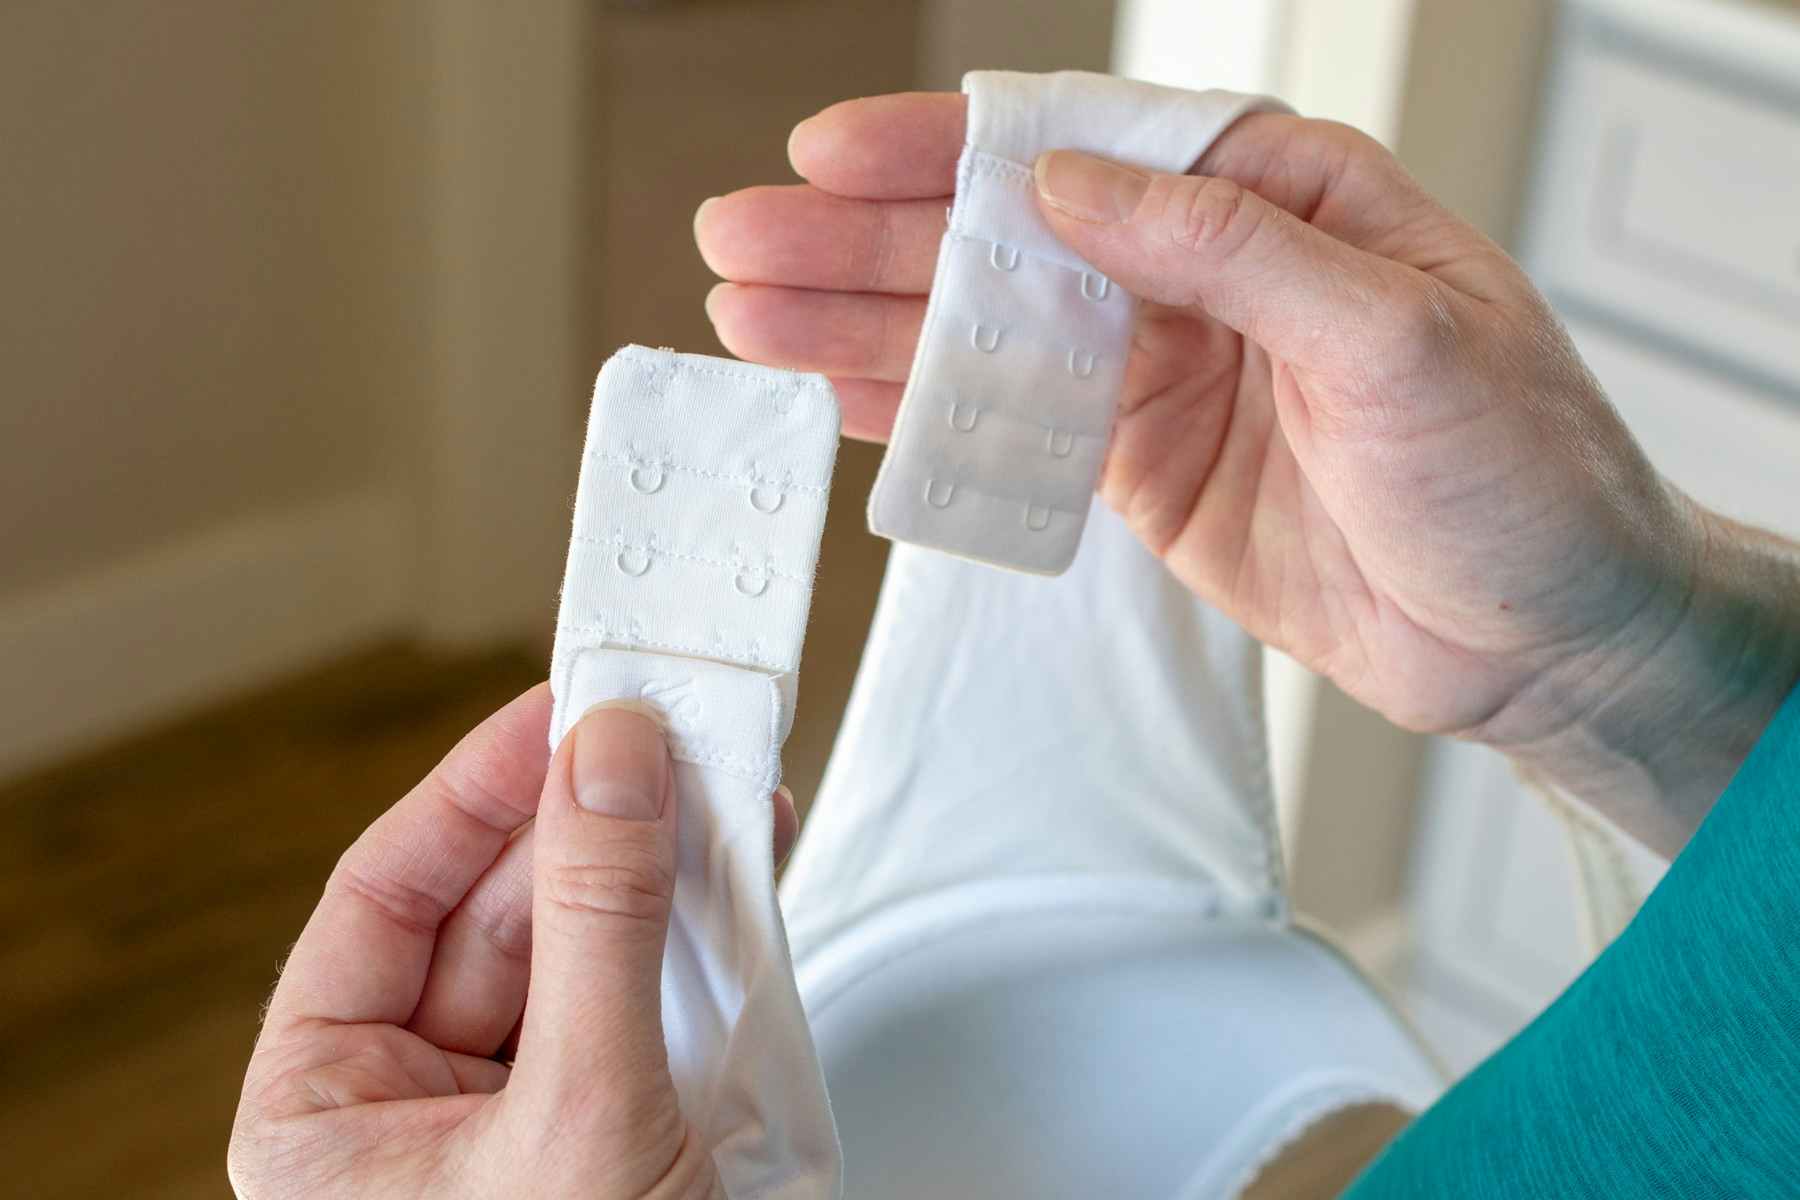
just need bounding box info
[262,684,553,1035]
[789,92,966,199]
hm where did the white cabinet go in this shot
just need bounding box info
[1400,0,1800,1075]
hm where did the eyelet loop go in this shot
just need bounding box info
[749,484,785,514]
[734,569,770,598]
[628,463,666,494]
[615,546,652,577]
[924,478,955,509]
[948,402,979,432]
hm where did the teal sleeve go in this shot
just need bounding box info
[1344,681,1800,1199]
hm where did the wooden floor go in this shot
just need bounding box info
[0,630,1399,1198]
[0,645,547,1198]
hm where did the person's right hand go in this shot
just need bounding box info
[696,94,1800,852]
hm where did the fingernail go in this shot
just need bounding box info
[703,282,730,324]
[774,784,798,867]
[787,115,816,171]
[1034,150,1150,224]
[570,704,669,820]
[693,195,719,236]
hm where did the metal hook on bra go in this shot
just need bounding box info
[1068,349,1096,379]
[990,242,1020,271]
[970,324,1001,353]
[1081,272,1110,301]
[948,402,979,432]
[924,478,955,509]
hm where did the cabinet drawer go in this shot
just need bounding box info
[1570,318,1800,540]
[1524,18,1800,387]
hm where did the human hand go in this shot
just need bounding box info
[229,689,797,1198]
[696,94,1800,851]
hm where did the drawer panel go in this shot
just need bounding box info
[1570,318,1800,540]
[1524,24,1800,387]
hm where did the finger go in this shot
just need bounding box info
[1191,113,1449,257]
[406,823,536,1057]
[789,92,965,199]
[265,685,553,1034]
[827,377,904,442]
[773,784,799,866]
[706,282,924,382]
[510,705,682,1129]
[1032,150,1424,375]
[409,776,796,1057]
[695,186,944,295]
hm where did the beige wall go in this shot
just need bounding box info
[1391,0,1557,246]
[0,2,431,594]
[919,0,1114,88]
[0,2,590,778]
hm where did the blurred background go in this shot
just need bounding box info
[3,0,1797,1194]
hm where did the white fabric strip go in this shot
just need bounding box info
[785,500,1440,1197]
[785,497,1285,955]
[550,345,842,1198]
[868,71,1286,574]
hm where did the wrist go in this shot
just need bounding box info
[1493,501,1800,854]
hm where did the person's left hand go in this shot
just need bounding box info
[228,687,797,1199]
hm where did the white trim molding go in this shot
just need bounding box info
[0,491,411,781]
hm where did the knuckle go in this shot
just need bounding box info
[1383,282,1465,373]
[469,895,534,963]
[1165,175,1259,259]
[542,847,673,928]
[329,854,445,939]
[1315,118,1389,164]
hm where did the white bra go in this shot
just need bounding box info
[549,72,1442,1199]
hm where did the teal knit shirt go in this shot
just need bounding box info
[1345,682,1800,1198]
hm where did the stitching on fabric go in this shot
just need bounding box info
[965,150,1037,184]
[557,623,793,674]
[665,738,767,779]
[571,532,808,585]
[1239,648,1286,900]
[616,347,834,394]
[553,651,775,781]
[585,449,830,495]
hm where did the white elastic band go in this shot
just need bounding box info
[549,345,842,1198]
[868,71,1286,574]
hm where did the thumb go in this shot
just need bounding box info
[511,703,685,1142]
[1032,149,1415,369]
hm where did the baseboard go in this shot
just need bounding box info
[0,490,415,782]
